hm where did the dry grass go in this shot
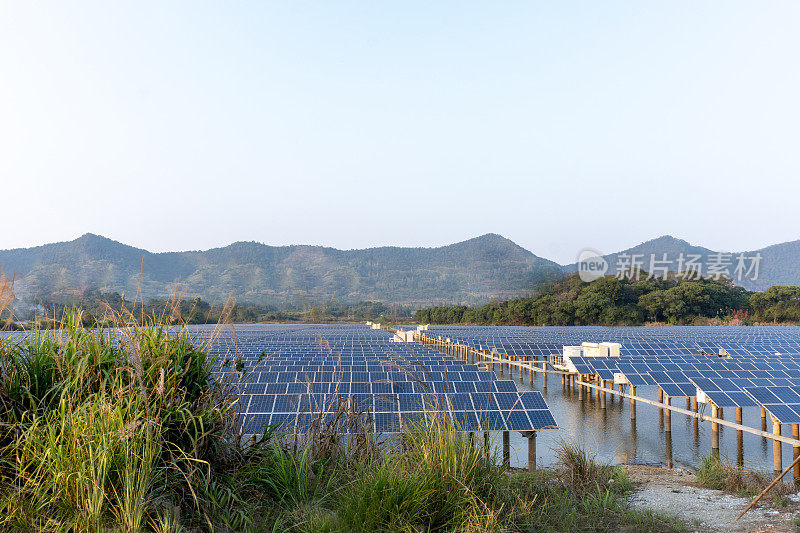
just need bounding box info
[696,454,796,504]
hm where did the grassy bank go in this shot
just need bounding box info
[696,454,796,506]
[0,315,684,532]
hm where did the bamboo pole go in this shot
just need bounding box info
[773,418,782,475]
[736,452,800,521]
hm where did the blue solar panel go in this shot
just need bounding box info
[202,325,558,436]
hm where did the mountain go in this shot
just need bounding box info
[563,235,715,274]
[5,232,800,310]
[2,233,564,307]
[563,235,800,291]
[741,239,800,291]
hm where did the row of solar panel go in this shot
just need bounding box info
[239,409,556,434]
[241,391,549,414]
[240,379,520,395]
[213,370,496,382]
[238,394,556,434]
[569,354,800,422]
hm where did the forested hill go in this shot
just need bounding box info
[1,233,564,307]
[414,273,800,326]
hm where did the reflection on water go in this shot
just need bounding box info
[498,369,795,473]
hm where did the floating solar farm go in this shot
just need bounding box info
[189,324,800,473]
[199,325,556,442]
[408,325,800,474]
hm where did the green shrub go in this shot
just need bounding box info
[0,312,235,531]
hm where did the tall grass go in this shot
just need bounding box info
[0,308,685,532]
[696,454,795,503]
[332,413,502,532]
[0,311,236,531]
[554,438,632,494]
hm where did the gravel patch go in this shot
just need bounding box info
[621,465,799,533]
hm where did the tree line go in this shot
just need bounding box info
[413,272,800,326]
[26,289,413,327]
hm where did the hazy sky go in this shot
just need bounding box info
[2,2,799,264]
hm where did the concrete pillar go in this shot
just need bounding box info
[711,404,720,459]
[665,430,673,469]
[736,407,744,467]
[528,432,537,471]
[664,395,671,433]
[503,431,510,468]
[600,381,606,409]
[630,385,636,420]
[773,418,783,476]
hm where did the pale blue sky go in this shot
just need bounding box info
[1,1,799,264]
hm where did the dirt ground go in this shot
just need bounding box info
[621,464,800,532]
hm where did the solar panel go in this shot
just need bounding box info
[195,324,557,436]
[159,322,800,437]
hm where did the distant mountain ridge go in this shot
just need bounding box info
[2,233,564,307]
[2,233,798,307]
[563,235,799,291]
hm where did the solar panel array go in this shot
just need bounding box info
[191,325,557,436]
[421,325,800,357]
[419,325,800,421]
[745,386,800,423]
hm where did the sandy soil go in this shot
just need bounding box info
[621,464,800,532]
